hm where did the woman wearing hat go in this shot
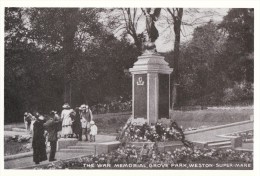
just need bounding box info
[32,112,47,164]
[61,103,73,138]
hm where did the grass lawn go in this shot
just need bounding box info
[96,108,253,133]
[4,123,25,131]
[171,108,253,129]
[94,112,131,134]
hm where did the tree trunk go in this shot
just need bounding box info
[170,8,183,109]
[62,9,79,105]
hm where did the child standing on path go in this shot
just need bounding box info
[89,121,97,142]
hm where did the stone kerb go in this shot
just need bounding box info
[12,128,27,132]
[192,142,209,149]
[95,141,121,154]
[230,136,243,148]
[129,141,184,152]
[4,150,50,161]
[57,138,78,150]
[184,120,253,135]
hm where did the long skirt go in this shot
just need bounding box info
[61,117,73,136]
[33,142,47,163]
[61,125,73,136]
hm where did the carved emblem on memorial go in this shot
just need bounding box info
[137,77,145,86]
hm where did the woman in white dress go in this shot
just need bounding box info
[61,103,73,138]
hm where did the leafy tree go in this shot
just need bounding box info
[107,8,144,54]
[26,8,103,104]
[5,8,51,122]
[177,22,226,105]
[218,8,254,83]
[166,8,183,108]
[5,8,138,123]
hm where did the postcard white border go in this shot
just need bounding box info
[0,1,259,176]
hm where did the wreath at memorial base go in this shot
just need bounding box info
[116,120,193,148]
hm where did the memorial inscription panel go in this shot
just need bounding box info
[159,74,170,119]
[134,74,147,119]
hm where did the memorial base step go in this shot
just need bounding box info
[207,139,232,149]
[59,148,95,154]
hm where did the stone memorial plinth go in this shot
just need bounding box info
[129,53,173,125]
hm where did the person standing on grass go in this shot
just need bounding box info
[44,111,60,162]
[61,103,73,138]
[32,112,47,165]
[80,104,93,141]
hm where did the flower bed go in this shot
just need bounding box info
[4,135,32,156]
[228,130,253,143]
[91,99,132,114]
[34,145,253,169]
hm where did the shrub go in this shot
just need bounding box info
[223,82,253,104]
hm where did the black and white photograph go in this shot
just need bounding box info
[1,0,259,174]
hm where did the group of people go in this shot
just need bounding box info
[24,103,98,165]
[60,103,98,142]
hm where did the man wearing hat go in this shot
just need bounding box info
[79,104,93,141]
[44,111,61,162]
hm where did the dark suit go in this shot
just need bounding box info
[44,118,59,161]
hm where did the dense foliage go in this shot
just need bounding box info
[164,8,254,106]
[5,8,254,123]
[5,8,138,123]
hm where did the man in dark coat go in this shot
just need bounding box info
[71,107,82,141]
[32,113,47,164]
[44,111,60,162]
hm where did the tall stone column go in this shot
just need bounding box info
[129,54,173,125]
